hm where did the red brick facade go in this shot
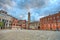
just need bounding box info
[12,19,26,29]
[40,12,60,30]
[12,18,19,28]
[19,20,26,29]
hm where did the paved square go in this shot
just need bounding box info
[0,30,60,40]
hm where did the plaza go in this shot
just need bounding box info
[0,30,60,40]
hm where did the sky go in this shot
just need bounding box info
[0,0,60,22]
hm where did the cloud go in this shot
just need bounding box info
[31,12,45,21]
[0,0,60,22]
[18,0,48,10]
[0,0,17,10]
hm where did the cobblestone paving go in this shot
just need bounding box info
[0,30,60,40]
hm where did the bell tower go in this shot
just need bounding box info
[28,12,30,29]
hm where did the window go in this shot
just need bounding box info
[0,19,1,21]
[57,16,59,18]
[44,19,47,23]
[59,16,60,18]
[54,20,56,22]
[9,21,11,23]
[2,19,5,22]
[50,17,52,20]
[57,20,60,22]
[6,20,8,22]
[2,11,5,13]
[45,18,47,21]
[53,17,55,19]
[48,18,50,20]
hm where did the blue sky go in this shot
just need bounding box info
[0,0,60,21]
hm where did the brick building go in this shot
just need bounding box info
[18,20,26,29]
[12,18,19,29]
[30,21,40,30]
[0,10,26,30]
[40,12,60,31]
[12,19,26,29]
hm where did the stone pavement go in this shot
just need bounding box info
[0,30,60,40]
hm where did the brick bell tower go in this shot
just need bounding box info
[28,12,30,29]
